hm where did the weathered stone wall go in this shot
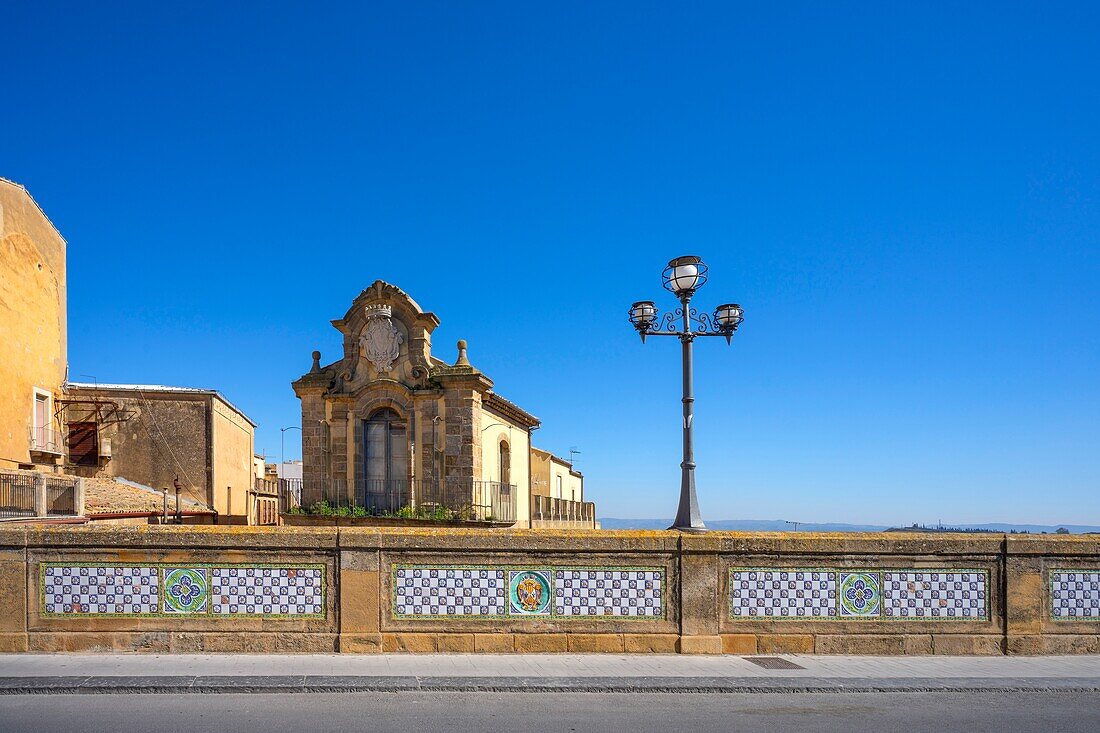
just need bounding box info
[63,391,210,506]
[0,527,1096,654]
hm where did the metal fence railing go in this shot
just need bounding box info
[532,495,597,528]
[0,473,36,518]
[0,472,80,519]
[44,476,76,516]
[282,477,516,523]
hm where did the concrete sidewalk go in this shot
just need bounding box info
[1,654,1099,693]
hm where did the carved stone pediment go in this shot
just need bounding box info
[359,305,403,373]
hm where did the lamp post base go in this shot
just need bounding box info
[667,523,709,533]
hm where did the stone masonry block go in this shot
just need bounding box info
[566,634,625,653]
[932,634,1005,655]
[474,634,515,653]
[623,633,680,654]
[513,634,568,653]
[756,634,814,654]
[679,635,723,655]
[721,634,757,654]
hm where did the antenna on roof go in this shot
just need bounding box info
[569,447,581,465]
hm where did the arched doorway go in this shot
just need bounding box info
[363,408,407,510]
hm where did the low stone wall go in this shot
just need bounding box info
[0,526,1097,654]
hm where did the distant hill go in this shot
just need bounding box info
[598,518,1100,534]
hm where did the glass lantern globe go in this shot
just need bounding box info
[714,303,744,330]
[662,255,709,296]
[628,300,657,330]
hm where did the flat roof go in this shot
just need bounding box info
[65,382,257,427]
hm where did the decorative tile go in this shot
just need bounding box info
[1050,571,1100,620]
[509,570,552,615]
[162,567,209,614]
[391,566,665,619]
[42,564,159,616]
[210,566,324,616]
[393,567,507,617]
[554,569,664,618]
[40,563,325,618]
[839,572,880,617]
[881,571,987,619]
[730,569,837,618]
[730,568,989,621]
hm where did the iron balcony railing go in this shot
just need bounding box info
[29,426,64,455]
[281,477,517,524]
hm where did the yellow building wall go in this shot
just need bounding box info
[550,458,584,502]
[530,447,552,497]
[0,180,66,468]
[478,407,531,527]
[210,397,256,521]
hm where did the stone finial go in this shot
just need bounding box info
[455,339,471,367]
[311,350,321,373]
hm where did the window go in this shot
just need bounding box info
[68,422,98,466]
[499,440,510,485]
[555,474,563,499]
[33,391,50,449]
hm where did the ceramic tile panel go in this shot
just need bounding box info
[392,567,507,618]
[730,569,837,618]
[42,564,159,616]
[730,568,989,621]
[211,566,324,616]
[881,570,987,619]
[391,565,665,620]
[554,569,663,618]
[1050,570,1100,620]
[39,562,325,618]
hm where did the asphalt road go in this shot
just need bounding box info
[1,691,1098,732]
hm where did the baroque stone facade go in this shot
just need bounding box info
[293,281,586,527]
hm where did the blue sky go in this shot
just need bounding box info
[5,4,1098,524]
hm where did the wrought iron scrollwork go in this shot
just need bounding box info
[692,309,725,336]
[640,307,736,338]
[649,309,682,335]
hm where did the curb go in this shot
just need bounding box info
[2,676,1100,695]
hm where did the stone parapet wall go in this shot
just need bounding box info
[0,526,1097,654]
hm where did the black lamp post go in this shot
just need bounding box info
[629,256,744,531]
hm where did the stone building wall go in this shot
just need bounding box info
[61,391,210,505]
[62,387,256,521]
[1,527,1097,654]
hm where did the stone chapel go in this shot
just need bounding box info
[292,280,594,528]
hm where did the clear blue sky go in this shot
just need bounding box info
[5,4,1098,525]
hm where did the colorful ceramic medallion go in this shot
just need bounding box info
[838,571,880,617]
[163,567,209,614]
[508,570,551,615]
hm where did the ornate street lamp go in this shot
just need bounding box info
[628,256,744,531]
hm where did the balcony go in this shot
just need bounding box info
[29,426,64,456]
[531,495,597,529]
[280,477,517,525]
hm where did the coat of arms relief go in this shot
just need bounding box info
[359,305,403,372]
